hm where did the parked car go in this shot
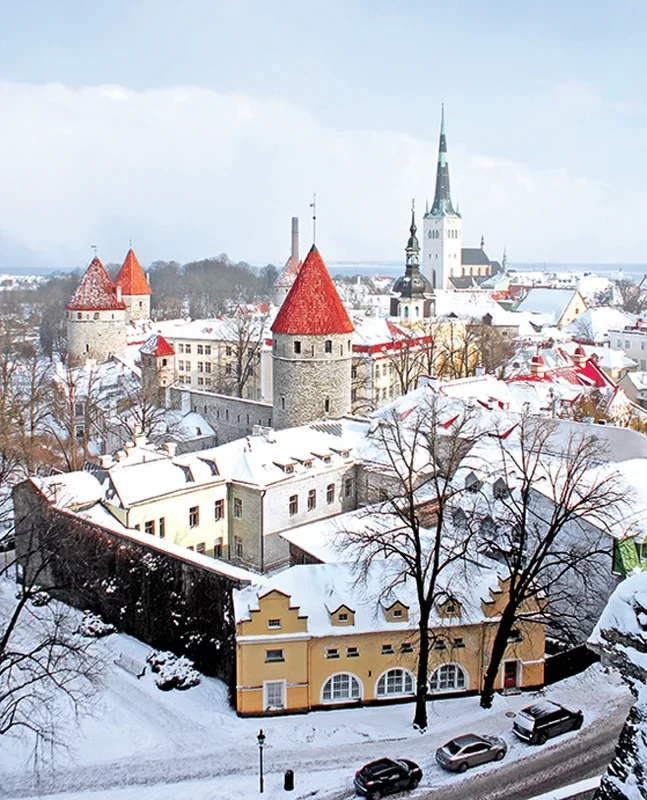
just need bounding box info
[354,757,422,798]
[435,733,507,773]
[512,700,583,745]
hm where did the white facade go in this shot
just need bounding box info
[422,214,463,291]
[610,326,647,372]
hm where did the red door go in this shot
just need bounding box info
[503,660,519,689]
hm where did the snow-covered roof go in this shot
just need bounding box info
[234,560,505,635]
[67,257,127,312]
[565,307,634,344]
[515,288,583,326]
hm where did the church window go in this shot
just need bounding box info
[294,341,301,354]
[325,340,332,353]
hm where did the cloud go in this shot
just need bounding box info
[0,80,644,269]
[553,79,602,114]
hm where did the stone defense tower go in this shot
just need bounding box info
[422,105,463,290]
[273,217,301,308]
[66,257,127,366]
[390,203,435,321]
[140,334,176,404]
[114,248,152,321]
[271,245,354,430]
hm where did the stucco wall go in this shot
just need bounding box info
[67,310,127,366]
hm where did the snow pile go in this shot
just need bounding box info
[590,573,647,799]
[77,611,116,639]
[146,650,201,691]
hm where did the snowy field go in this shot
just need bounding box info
[0,576,631,800]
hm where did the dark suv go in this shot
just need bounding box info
[513,700,583,745]
[354,758,422,798]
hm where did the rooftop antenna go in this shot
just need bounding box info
[310,192,317,244]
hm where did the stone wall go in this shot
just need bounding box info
[272,332,352,429]
[124,293,151,321]
[170,387,273,445]
[13,480,245,689]
[67,309,127,366]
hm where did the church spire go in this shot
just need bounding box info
[427,103,459,218]
[405,199,420,269]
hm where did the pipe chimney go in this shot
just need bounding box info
[291,217,299,262]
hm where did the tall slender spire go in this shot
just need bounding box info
[393,201,431,300]
[427,104,459,218]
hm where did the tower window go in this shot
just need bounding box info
[281,396,286,410]
[325,340,332,353]
[294,341,301,354]
[324,397,330,413]
[162,358,167,366]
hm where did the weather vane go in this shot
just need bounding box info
[90,244,97,258]
[310,193,317,244]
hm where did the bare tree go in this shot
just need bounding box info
[1,516,99,748]
[477,414,628,708]
[216,311,267,399]
[341,394,482,729]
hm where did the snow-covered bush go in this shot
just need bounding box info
[146,650,200,691]
[78,611,116,638]
[30,589,51,607]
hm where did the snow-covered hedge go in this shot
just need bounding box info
[146,650,201,691]
[78,611,116,638]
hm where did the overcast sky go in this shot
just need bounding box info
[1,0,646,269]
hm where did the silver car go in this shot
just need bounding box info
[435,733,507,773]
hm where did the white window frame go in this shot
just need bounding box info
[263,679,286,710]
[375,668,415,698]
[429,662,468,693]
[320,672,363,704]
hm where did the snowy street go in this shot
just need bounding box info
[0,600,632,800]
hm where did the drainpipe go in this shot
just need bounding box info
[260,489,266,573]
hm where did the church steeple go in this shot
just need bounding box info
[391,202,433,318]
[405,201,420,270]
[427,104,459,218]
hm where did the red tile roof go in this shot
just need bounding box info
[67,257,127,311]
[140,334,175,357]
[271,246,353,335]
[114,248,152,296]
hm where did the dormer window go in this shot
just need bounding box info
[384,602,409,623]
[438,597,461,618]
[331,606,355,626]
[465,471,482,493]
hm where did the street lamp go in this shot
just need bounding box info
[257,728,266,794]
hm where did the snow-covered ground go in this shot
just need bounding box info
[0,575,630,800]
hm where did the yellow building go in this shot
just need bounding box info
[234,562,545,716]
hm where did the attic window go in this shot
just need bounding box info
[338,612,348,622]
[493,477,509,499]
[465,472,482,493]
[392,608,403,618]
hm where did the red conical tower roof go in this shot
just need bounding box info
[140,334,175,358]
[115,248,152,296]
[66,257,127,311]
[271,245,353,335]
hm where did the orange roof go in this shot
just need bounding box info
[114,248,151,296]
[271,245,353,335]
[67,257,127,312]
[140,334,175,357]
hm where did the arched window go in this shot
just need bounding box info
[404,306,409,318]
[321,673,362,703]
[429,663,467,693]
[376,668,415,697]
[428,230,432,239]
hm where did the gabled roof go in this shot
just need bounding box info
[271,245,354,335]
[114,248,152,296]
[140,333,175,357]
[274,254,302,288]
[67,257,127,312]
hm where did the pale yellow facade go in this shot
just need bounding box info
[236,581,545,716]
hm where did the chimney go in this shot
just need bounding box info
[291,217,299,262]
[116,285,122,301]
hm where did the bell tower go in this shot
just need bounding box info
[422,105,463,290]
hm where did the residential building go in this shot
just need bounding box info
[609,320,647,372]
[234,561,545,715]
[514,288,587,330]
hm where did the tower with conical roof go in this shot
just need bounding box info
[273,217,302,308]
[271,245,354,430]
[66,257,127,366]
[422,105,463,290]
[114,247,152,321]
[390,203,435,320]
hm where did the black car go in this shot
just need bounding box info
[354,757,422,798]
[435,733,507,772]
[513,700,583,745]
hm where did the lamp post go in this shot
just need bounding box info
[257,728,266,794]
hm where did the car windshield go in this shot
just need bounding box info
[445,740,462,755]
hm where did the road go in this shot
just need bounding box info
[321,691,631,800]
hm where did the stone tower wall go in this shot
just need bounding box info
[272,332,352,429]
[67,309,127,366]
[273,285,291,309]
[422,215,463,291]
[124,294,151,321]
[141,352,175,401]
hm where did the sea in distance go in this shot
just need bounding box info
[4,261,647,281]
